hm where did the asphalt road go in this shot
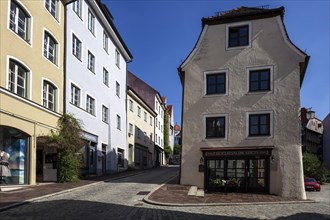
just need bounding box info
[0,166,329,220]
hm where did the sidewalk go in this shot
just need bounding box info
[144,175,316,206]
[0,169,144,211]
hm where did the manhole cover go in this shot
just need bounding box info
[136,191,150,195]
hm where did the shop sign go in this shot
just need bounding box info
[204,150,270,157]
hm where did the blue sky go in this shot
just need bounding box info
[105,0,330,124]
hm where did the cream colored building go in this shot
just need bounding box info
[127,87,157,169]
[0,0,66,185]
[178,6,309,199]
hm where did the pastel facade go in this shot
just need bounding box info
[0,0,66,185]
[178,7,309,199]
[65,0,132,175]
[127,88,156,169]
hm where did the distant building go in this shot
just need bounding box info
[301,108,323,161]
[174,124,181,146]
[127,71,166,166]
[323,114,330,169]
[178,6,309,199]
[127,87,156,169]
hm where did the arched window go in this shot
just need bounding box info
[9,0,31,42]
[43,80,57,111]
[44,31,58,64]
[8,59,29,98]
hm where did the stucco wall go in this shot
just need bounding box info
[181,16,306,199]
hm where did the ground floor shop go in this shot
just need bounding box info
[201,147,273,193]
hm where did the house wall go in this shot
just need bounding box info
[0,0,65,185]
[180,16,306,199]
[323,114,330,170]
[65,0,128,174]
[155,95,165,164]
[127,90,156,168]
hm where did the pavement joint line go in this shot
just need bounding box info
[0,171,145,212]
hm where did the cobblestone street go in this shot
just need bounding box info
[0,166,329,219]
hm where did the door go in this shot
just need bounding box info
[247,158,266,192]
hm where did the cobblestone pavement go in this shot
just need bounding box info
[0,166,329,220]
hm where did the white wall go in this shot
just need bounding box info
[66,0,128,174]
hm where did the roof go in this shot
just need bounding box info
[127,71,163,110]
[174,124,181,131]
[167,105,173,115]
[202,6,284,26]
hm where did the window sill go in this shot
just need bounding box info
[246,90,273,95]
[203,93,228,98]
[203,137,227,141]
[226,44,251,51]
[246,135,272,140]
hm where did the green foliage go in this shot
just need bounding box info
[48,114,84,183]
[173,144,181,155]
[163,108,172,160]
[303,152,327,184]
[164,144,172,160]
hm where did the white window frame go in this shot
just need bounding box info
[43,31,58,65]
[116,114,121,130]
[128,123,133,134]
[203,113,229,141]
[70,83,81,107]
[246,65,274,94]
[87,50,95,73]
[103,67,109,86]
[45,0,59,20]
[226,21,252,50]
[204,69,229,97]
[246,110,274,139]
[72,34,82,60]
[43,80,57,111]
[8,58,30,99]
[86,94,95,115]
[103,31,109,53]
[129,99,134,112]
[102,105,109,123]
[88,9,95,35]
[137,106,141,117]
[116,81,120,98]
[115,49,120,68]
[9,0,32,43]
[72,0,82,18]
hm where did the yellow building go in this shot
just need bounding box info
[127,87,157,169]
[0,0,66,185]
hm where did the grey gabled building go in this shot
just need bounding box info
[178,6,309,199]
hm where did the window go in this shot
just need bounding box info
[117,148,124,167]
[71,84,80,106]
[137,106,141,117]
[129,100,133,111]
[206,116,226,138]
[249,69,270,92]
[150,116,152,126]
[115,49,120,68]
[249,114,270,136]
[128,123,133,134]
[72,0,82,18]
[228,25,249,48]
[102,105,109,123]
[86,95,95,115]
[87,51,95,72]
[43,81,56,111]
[103,31,109,53]
[116,81,120,97]
[45,0,58,20]
[156,118,158,127]
[155,134,158,143]
[150,133,153,143]
[137,129,141,139]
[206,73,226,95]
[88,10,95,34]
[144,112,147,122]
[8,59,29,98]
[72,34,82,60]
[116,115,121,130]
[9,1,31,42]
[144,132,147,142]
[44,32,58,64]
[103,68,109,86]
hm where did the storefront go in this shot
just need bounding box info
[201,147,273,193]
[0,126,30,185]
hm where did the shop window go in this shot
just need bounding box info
[0,126,29,185]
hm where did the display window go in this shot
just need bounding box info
[0,126,29,185]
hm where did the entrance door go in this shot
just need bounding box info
[247,159,266,192]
